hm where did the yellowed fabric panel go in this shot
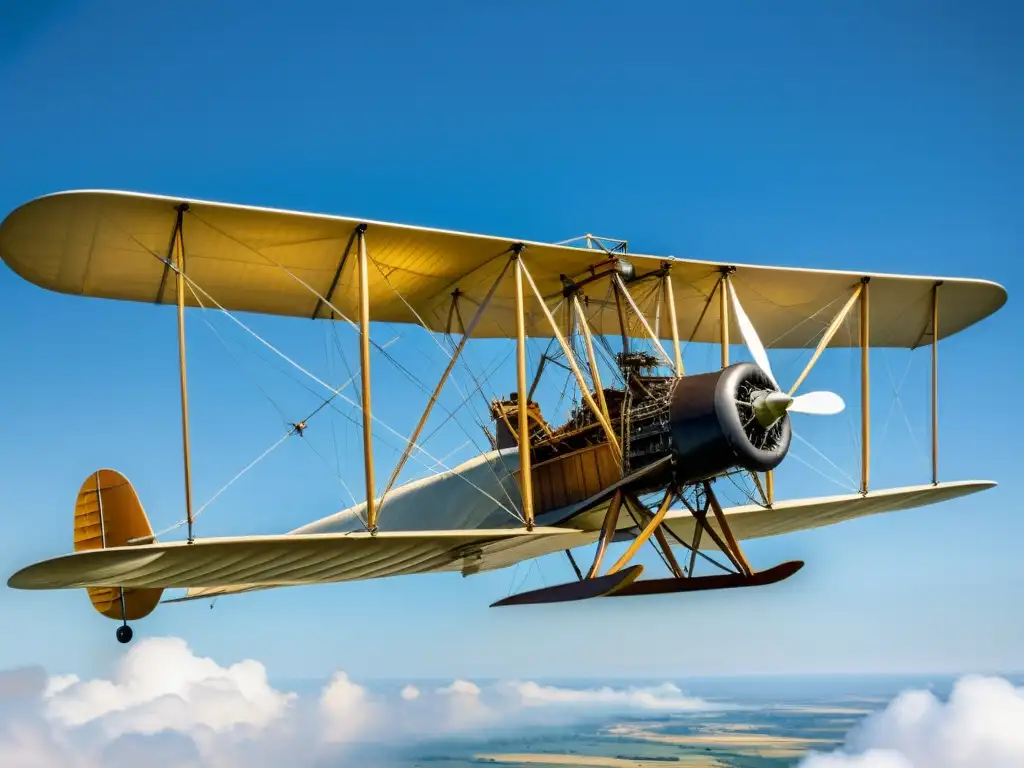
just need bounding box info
[49,481,991,602]
[72,469,163,620]
[8,527,590,591]
[0,190,1006,348]
[660,479,994,551]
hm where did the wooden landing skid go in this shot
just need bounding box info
[489,561,802,607]
[606,560,804,597]
[490,564,644,607]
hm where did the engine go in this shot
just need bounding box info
[624,361,791,487]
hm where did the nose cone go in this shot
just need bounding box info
[753,391,793,427]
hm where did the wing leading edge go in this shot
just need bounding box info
[659,479,995,550]
[6,480,993,602]
[0,189,1006,348]
[6,527,591,592]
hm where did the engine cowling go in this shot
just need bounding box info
[624,362,791,487]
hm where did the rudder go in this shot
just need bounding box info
[73,469,164,622]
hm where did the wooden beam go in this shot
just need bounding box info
[573,294,611,426]
[172,206,196,544]
[681,491,742,575]
[932,281,942,485]
[626,493,684,578]
[311,226,358,319]
[664,271,684,375]
[607,490,674,575]
[586,490,623,578]
[520,259,622,463]
[788,284,863,396]
[613,273,674,371]
[381,256,513,505]
[860,277,871,494]
[719,271,730,368]
[703,481,751,577]
[613,279,630,354]
[514,252,534,529]
[356,226,377,530]
[687,500,704,576]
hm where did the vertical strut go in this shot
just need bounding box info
[931,281,942,485]
[703,481,751,577]
[625,492,684,578]
[586,490,623,578]
[719,270,730,368]
[172,205,196,544]
[612,280,630,355]
[664,270,684,375]
[613,273,673,371]
[573,295,610,425]
[513,247,534,529]
[521,260,621,461]
[607,490,674,575]
[381,257,512,504]
[860,277,871,495]
[356,225,377,531]
[687,499,704,576]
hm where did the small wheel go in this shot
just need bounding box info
[116,625,133,644]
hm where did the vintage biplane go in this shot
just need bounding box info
[0,190,1007,644]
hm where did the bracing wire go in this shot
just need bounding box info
[153,432,293,537]
[153,252,523,523]
[153,280,374,537]
[106,210,525,526]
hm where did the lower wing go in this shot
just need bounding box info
[7,527,590,597]
[8,480,994,603]
[660,479,994,548]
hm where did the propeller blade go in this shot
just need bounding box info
[728,282,777,388]
[789,391,845,416]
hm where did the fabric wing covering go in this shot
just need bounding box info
[6,528,592,592]
[0,190,1007,347]
[5,481,992,599]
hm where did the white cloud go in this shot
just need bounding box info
[10,638,1024,768]
[800,675,1024,768]
[801,749,914,767]
[42,637,295,742]
[319,671,373,743]
[0,635,718,767]
[503,680,713,711]
[437,679,481,696]
[400,685,420,701]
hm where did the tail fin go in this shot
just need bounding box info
[73,469,164,621]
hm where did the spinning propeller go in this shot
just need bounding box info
[727,282,846,427]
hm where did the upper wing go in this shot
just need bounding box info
[0,189,1005,347]
[660,480,994,549]
[6,527,590,591]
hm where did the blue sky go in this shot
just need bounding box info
[0,0,1021,683]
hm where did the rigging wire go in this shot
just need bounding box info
[878,352,921,460]
[154,282,378,536]
[139,241,524,523]
[364,252,530,513]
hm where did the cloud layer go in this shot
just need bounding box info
[0,636,716,766]
[800,675,1024,768]
[3,637,1022,767]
